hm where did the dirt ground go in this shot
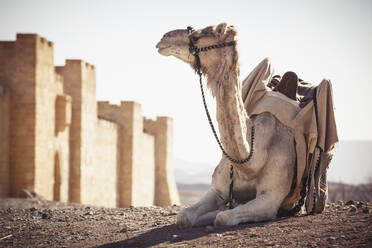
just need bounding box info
[0,198,371,248]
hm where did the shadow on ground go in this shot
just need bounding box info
[98,218,290,248]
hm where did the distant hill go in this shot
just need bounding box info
[173,158,213,185]
[328,140,372,184]
[175,140,372,186]
[176,183,210,191]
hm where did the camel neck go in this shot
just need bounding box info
[210,70,252,161]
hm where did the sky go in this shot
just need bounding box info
[1,0,371,183]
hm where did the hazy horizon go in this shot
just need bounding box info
[1,0,371,184]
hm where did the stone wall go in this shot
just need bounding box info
[85,118,119,207]
[0,35,37,197]
[132,132,155,206]
[98,101,158,207]
[0,85,10,198]
[98,102,180,207]
[33,36,70,202]
[144,117,180,206]
[56,60,83,202]
[0,41,13,198]
[0,33,179,208]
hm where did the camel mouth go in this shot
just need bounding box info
[156,45,171,56]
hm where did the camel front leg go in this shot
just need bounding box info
[177,188,225,228]
[214,194,280,227]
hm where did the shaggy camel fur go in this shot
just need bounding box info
[156,23,297,227]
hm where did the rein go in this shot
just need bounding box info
[187,27,255,209]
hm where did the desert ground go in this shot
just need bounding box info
[0,190,371,248]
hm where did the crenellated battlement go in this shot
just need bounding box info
[15,33,54,47]
[84,61,95,70]
[97,101,120,109]
[61,59,95,71]
[0,33,179,208]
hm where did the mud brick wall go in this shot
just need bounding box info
[87,119,119,207]
[0,33,179,208]
[0,85,10,197]
[33,36,70,201]
[144,117,180,206]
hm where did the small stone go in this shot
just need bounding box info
[349,205,357,212]
[205,225,214,232]
[337,200,344,205]
[327,236,337,241]
[345,200,355,206]
[29,207,37,212]
[85,211,93,215]
[216,233,223,237]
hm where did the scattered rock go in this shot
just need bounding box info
[349,205,357,212]
[327,236,337,241]
[41,213,51,219]
[337,200,344,205]
[0,198,370,247]
[345,200,355,206]
[356,202,364,208]
[119,226,128,233]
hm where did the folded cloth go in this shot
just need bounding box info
[241,58,338,212]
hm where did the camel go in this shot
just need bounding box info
[156,23,336,227]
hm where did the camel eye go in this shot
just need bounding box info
[192,36,199,42]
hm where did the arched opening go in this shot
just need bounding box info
[54,152,61,201]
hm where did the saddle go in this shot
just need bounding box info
[241,58,338,215]
[268,71,317,108]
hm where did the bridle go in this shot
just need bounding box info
[187,26,255,209]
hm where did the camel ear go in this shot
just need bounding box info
[215,23,227,35]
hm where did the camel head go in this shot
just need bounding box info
[156,28,193,63]
[156,23,239,77]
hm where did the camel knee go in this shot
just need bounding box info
[176,209,195,229]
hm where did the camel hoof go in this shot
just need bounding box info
[214,212,232,227]
[176,211,193,229]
